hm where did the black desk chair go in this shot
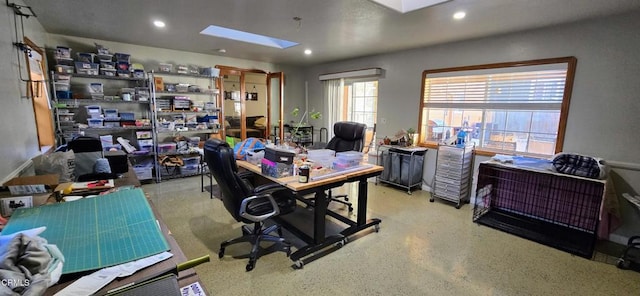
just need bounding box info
[203,139,296,271]
[325,121,367,212]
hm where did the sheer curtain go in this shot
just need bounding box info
[323,79,343,139]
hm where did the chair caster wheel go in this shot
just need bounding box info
[246,260,255,272]
[218,248,225,259]
[617,258,631,269]
[374,224,380,232]
[455,204,461,209]
[294,260,304,269]
[429,198,434,202]
[348,206,354,212]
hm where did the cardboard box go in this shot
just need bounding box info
[0,196,33,216]
[3,174,59,196]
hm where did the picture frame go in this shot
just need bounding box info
[245,92,258,101]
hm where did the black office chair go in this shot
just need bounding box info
[203,139,296,271]
[325,121,367,212]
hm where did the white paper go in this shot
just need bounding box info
[180,281,206,296]
[54,268,119,296]
[55,252,174,296]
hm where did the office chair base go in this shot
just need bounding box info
[330,194,354,212]
[219,222,291,271]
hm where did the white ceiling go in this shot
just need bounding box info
[22,0,640,66]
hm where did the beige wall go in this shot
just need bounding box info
[0,1,49,182]
[304,10,640,242]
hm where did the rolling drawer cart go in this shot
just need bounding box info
[430,143,474,208]
[376,145,427,194]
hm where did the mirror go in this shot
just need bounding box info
[219,66,279,143]
[222,73,244,142]
[243,72,268,140]
[268,72,284,142]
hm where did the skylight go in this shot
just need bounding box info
[370,0,450,13]
[200,25,298,49]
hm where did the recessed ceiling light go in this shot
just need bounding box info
[453,11,466,20]
[153,20,166,28]
[200,25,298,49]
[217,49,227,53]
[304,49,312,55]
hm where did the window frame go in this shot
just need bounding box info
[417,57,577,157]
[345,80,378,129]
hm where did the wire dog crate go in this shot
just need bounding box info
[472,162,606,258]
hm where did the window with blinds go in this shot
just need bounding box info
[418,57,577,156]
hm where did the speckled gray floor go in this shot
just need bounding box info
[143,176,640,296]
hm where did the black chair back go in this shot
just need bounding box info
[325,121,367,153]
[204,139,253,222]
[68,136,103,153]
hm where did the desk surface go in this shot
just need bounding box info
[237,161,383,192]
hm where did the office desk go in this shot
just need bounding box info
[237,161,383,266]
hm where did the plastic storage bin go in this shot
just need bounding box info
[158,143,177,153]
[88,118,103,127]
[55,65,74,74]
[114,53,131,63]
[133,160,154,180]
[54,82,70,91]
[181,164,199,175]
[88,83,104,94]
[55,46,71,59]
[75,62,99,75]
[120,112,135,121]
[103,108,118,119]
[200,67,220,77]
[176,84,189,93]
[77,52,95,63]
[85,105,102,118]
[100,69,116,76]
[159,63,173,73]
[173,96,191,110]
[182,156,201,166]
[136,131,152,139]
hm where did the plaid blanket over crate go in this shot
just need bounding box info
[552,153,606,179]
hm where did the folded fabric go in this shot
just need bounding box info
[0,227,64,295]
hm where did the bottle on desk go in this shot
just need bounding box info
[298,164,310,183]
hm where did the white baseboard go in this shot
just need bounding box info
[608,233,630,245]
[422,183,432,192]
[1,159,34,186]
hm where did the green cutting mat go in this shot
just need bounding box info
[1,188,169,274]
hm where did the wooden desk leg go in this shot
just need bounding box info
[314,189,327,244]
[357,179,368,226]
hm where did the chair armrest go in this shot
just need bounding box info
[253,183,287,195]
[239,194,279,222]
[237,171,254,180]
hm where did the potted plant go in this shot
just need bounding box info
[289,107,322,145]
[407,128,417,146]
